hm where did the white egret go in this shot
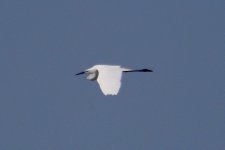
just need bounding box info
[75,65,153,95]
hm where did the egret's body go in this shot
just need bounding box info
[76,65,153,95]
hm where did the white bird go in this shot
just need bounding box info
[75,65,153,96]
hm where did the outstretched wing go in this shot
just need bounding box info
[97,66,123,95]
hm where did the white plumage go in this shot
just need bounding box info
[96,65,122,95]
[75,65,153,96]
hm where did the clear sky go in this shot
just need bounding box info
[0,0,225,149]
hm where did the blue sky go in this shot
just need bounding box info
[0,0,225,149]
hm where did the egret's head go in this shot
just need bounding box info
[85,68,98,81]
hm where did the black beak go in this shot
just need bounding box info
[75,71,85,76]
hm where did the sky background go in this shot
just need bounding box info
[0,0,225,149]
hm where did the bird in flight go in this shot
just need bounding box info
[75,65,153,96]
